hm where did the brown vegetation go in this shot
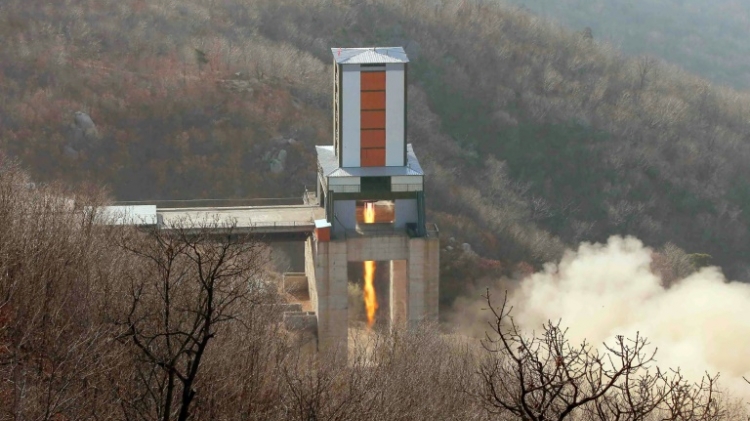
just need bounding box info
[0,163,745,419]
[3,0,750,305]
[2,1,750,414]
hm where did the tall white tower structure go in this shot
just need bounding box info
[307,47,439,355]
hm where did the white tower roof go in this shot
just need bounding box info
[331,47,409,64]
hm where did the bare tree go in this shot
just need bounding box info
[111,217,269,421]
[636,56,656,91]
[476,290,724,421]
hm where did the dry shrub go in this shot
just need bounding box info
[0,160,123,418]
[0,166,745,421]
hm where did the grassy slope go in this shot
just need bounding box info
[3,0,750,304]
[502,0,750,90]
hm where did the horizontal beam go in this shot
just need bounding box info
[330,191,419,201]
[151,227,313,243]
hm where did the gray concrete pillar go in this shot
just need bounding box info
[389,260,408,328]
[310,239,349,360]
[407,237,440,327]
[423,237,440,323]
[407,238,425,328]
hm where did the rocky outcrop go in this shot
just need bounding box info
[64,111,100,159]
[269,149,287,174]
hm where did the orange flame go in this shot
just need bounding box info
[364,201,375,224]
[364,260,377,328]
[363,202,378,328]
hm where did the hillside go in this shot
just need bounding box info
[504,0,750,90]
[3,0,750,297]
[0,162,740,419]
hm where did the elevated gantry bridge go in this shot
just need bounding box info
[99,196,325,241]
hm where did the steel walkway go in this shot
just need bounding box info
[157,205,325,235]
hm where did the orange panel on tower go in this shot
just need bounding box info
[361,91,386,110]
[360,148,386,167]
[361,111,385,129]
[361,71,386,91]
[360,130,385,149]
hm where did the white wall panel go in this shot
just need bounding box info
[331,185,361,193]
[341,65,360,167]
[391,184,422,192]
[329,177,361,186]
[385,63,405,166]
[391,175,422,185]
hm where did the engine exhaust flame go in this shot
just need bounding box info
[363,202,378,328]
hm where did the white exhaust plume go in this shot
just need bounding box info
[457,236,750,401]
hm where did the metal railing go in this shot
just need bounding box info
[426,222,440,238]
[113,197,304,209]
[340,223,407,240]
[160,219,316,230]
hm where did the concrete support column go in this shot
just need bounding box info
[407,238,425,328]
[422,237,440,323]
[389,260,408,328]
[311,239,349,360]
[304,239,319,314]
[407,237,440,327]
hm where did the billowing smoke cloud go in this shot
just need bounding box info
[455,236,750,401]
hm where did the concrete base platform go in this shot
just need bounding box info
[304,231,439,356]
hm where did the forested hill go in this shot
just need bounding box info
[3,0,750,295]
[504,0,750,90]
